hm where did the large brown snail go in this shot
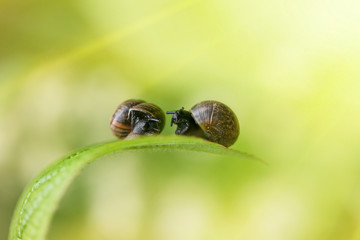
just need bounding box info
[167,100,239,147]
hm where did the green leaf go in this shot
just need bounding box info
[9,136,264,240]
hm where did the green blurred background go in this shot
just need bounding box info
[1,0,360,239]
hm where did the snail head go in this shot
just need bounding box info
[166,107,186,127]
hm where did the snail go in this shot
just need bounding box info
[167,100,239,147]
[110,99,165,139]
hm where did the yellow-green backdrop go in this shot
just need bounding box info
[1,0,360,239]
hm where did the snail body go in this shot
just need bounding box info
[167,100,239,147]
[110,99,165,139]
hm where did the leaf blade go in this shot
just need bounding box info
[9,136,263,240]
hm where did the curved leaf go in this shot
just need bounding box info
[9,136,263,240]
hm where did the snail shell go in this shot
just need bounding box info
[191,101,239,147]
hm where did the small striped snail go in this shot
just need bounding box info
[167,100,239,147]
[110,99,165,139]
